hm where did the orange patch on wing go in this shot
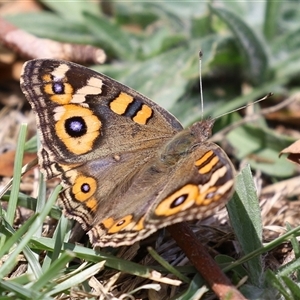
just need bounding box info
[134,216,145,231]
[195,150,213,167]
[198,156,219,174]
[107,215,133,233]
[85,197,98,212]
[132,104,152,125]
[72,175,97,202]
[110,92,134,115]
[42,74,52,82]
[102,217,115,229]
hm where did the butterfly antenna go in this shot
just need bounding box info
[199,51,204,120]
[212,93,273,121]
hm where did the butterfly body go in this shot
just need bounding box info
[21,59,234,247]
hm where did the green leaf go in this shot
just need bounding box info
[30,251,75,292]
[227,123,296,177]
[210,5,270,84]
[148,247,190,283]
[83,11,135,59]
[281,276,300,299]
[5,13,95,45]
[215,255,247,279]
[29,237,180,285]
[40,0,101,22]
[0,214,41,280]
[265,270,291,299]
[227,165,263,286]
[0,280,51,300]
[272,26,300,55]
[177,274,208,300]
[138,27,186,58]
[1,191,62,220]
[264,1,283,41]
[5,125,27,227]
[278,256,300,278]
[45,261,106,297]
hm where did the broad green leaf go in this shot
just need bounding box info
[227,166,263,286]
[40,0,101,22]
[5,13,95,45]
[83,11,135,60]
[264,1,283,41]
[227,124,296,177]
[210,5,270,84]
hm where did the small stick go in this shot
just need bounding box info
[168,222,247,300]
[0,17,106,64]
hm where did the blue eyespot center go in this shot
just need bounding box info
[171,194,187,208]
[65,116,87,137]
[81,183,90,193]
[52,82,64,94]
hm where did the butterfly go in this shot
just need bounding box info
[20,59,235,247]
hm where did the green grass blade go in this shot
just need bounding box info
[5,124,27,226]
[0,280,51,300]
[281,275,300,298]
[30,250,75,292]
[42,215,71,271]
[0,214,38,259]
[265,270,291,299]
[45,261,106,297]
[148,247,190,283]
[176,273,208,300]
[30,237,181,285]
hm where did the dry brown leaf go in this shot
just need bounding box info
[280,139,300,165]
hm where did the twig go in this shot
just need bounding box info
[168,222,247,300]
[0,17,106,64]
